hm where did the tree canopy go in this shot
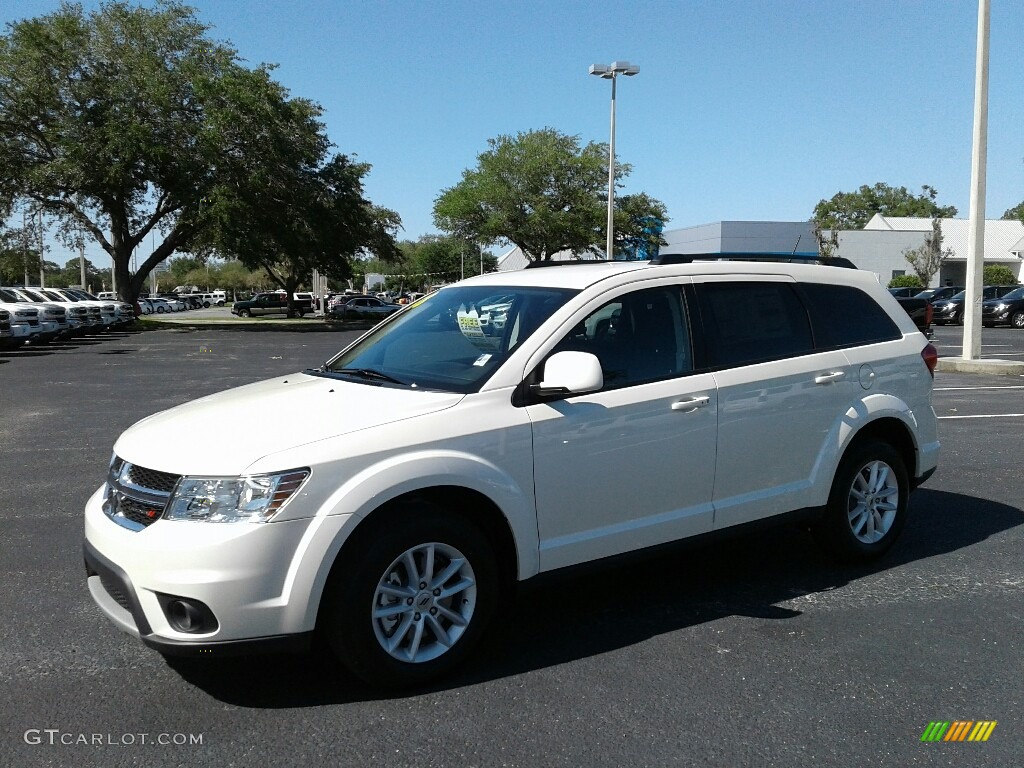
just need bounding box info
[0,1,396,303]
[204,153,401,312]
[902,217,952,286]
[433,128,667,261]
[812,183,958,230]
[1002,201,1024,224]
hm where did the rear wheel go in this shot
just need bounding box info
[815,439,909,562]
[322,502,497,688]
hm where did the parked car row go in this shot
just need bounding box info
[326,295,402,320]
[0,286,135,349]
[138,291,227,314]
[932,285,1019,326]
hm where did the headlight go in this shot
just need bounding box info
[994,303,1007,312]
[164,469,309,523]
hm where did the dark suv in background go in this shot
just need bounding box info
[982,286,1024,328]
[933,285,1019,326]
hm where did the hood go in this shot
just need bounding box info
[114,372,464,476]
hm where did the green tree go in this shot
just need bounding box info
[887,274,923,289]
[615,195,668,260]
[0,1,377,305]
[903,217,952,285]
[1002,201,1024,223]
[983,264,1019,285]
[396,235,495,286]
[433,127,667,261]
[812,183,958,230]
[206,152,401,315]
[0,224,39,284]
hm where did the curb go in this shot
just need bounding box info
[935,357,1024,375]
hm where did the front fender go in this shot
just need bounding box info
[282,449,538,632]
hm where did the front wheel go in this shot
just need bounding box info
[1012,312,1024,329]
[237,308,251,318]
[322,503,497,688]
[814,439,909,562]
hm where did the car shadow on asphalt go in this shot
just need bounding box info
[165,488,1022,706]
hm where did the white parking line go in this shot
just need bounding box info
[937,413,1024,420]
[935,386,1024,391]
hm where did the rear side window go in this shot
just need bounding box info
[800,283,901,349]
[695,282,813,368]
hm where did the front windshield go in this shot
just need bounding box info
[950,291,966,300]
[323,284,577,393]
[999,287,1024,301]
[0,288,22,302]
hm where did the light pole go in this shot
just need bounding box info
[589,61,639,260]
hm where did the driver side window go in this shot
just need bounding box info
[550,285,691,390]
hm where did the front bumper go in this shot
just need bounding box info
[83,485,354,654]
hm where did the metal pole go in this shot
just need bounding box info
[80,238,86,289]
[22,211,29,286]
[963,0,989,361]
[606,73,617,260]
[37,211,45,288]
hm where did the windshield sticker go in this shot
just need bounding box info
[473,353,492,367]
[456,309,501,351]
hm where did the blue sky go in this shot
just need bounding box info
[4,0,1023,268]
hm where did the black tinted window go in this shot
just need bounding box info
[550,286,691,390]
[695,282,813,368]
[801,283,901,348]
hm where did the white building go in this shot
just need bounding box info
[836,215,1024,287]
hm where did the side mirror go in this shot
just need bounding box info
[532,351,603,397]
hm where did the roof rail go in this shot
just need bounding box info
[524,258,626,269]
[650,252,858,269]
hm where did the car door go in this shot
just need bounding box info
[693,277,854,529]
[527,282,718,571]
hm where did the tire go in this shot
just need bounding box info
[322,502,497,688]
[156,306,165,313]
[1012,312,1024,329]
[297,309,305,318]
[203,301,211,308]
[814,439,909,562]
[238,308,251,318]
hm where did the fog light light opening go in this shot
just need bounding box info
[157,594,219,634]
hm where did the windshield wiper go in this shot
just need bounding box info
[329,367,407,385]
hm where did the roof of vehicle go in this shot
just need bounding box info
[455,258,879,292]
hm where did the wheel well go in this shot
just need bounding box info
[847,417,917,478]
[329,486,519,594]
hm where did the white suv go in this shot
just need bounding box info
[84,259,939,686]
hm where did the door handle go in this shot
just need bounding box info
[671,395,711,412]
[814,371,846,385]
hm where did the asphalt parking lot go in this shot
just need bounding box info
[1,325,1021,767]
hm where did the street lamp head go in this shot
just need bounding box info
[589,64,611,78]
[610,61,640,76]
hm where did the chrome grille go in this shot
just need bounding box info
[124,464,180,494]
[103,458,182,531]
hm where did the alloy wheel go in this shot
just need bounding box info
[847,459,899,544]
[371,542,477,664]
